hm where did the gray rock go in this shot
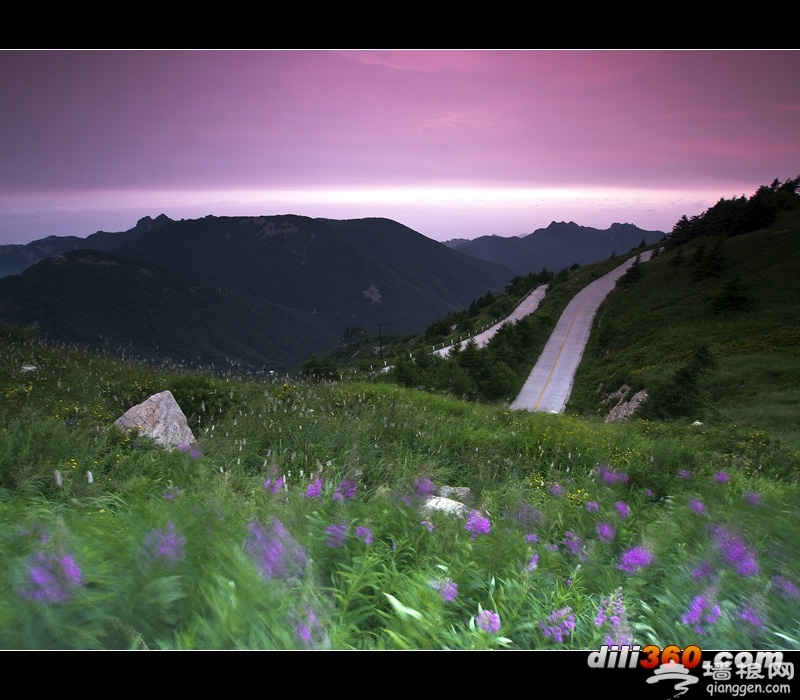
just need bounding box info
[115,390,195,450]
[421,496,468,518]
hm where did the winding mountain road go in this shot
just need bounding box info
[433,284,549,358]
[510,251,653,413]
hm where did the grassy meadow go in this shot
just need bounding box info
[1,312,798,649]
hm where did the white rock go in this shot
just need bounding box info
[115,390,195,450]
[421,496,468,518]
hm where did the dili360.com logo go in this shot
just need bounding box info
[588,645,794,698]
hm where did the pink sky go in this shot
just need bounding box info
[1,50,798,245]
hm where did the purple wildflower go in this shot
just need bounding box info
[526,552,539,572]
[142,521,186,567]
[525,533,539,543]
[162,485,180,500]
[615,501,630,520]
[539,606,576,644]
[245,519,307,582]
[421,520,434,532]
[465,510,491,539]
[597,464,629,485]
[415,476,436,499]
[691,560,715,581]
[20,551,83,604]
[549,483,565,497]
[263,476,284,494]
[177,441,203,459]
[743,491,763,507]
[355,526,373,545]
[585,501,599,513]
[303,478,323,499]
[596,522,616,543]
[563,531,584,557]
[503,503,544,528]
[682,593,722,635]
[710,526,759,577]
[325,522,348,549]
[595,589,633,646]
[677,469,693,480]
[476,609,501,634]
[333,476,358,501]
[714,471,730,484]
[618,546,654,574]
[292,605,330,649]
[773,575,800,599]
[430,578,459,603]
[739,605,767,631]
[688,499,707,516]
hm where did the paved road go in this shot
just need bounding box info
[433,284,549,358]
[510,252,653,413]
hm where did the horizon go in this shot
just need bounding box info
[2,50,798,245]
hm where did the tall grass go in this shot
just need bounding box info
[1,324,798,649]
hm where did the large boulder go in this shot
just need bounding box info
[115,390,195,450]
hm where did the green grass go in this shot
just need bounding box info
[1,321,798,649]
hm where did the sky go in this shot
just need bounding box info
[1,50,799,246]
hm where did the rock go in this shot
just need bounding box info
[421,496,468,518]
[439,485,472,502]
[604,385,648,422]
[115,390,195,450]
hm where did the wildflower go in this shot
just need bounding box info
[263,476,284,494]
[430,578,459,603]
[539,606,576,644]
[549,483,565,497]
[142,521,186,567]
[615,501,630,520]
[738,605,767,631]
[714,471,730,484]
[597,464,629,485]
[691,560,715,581]
[162,485,181,500]
[177,442,203,459]
[245,519,307,582]
[773,575,800,599]
[710,525,759,577]
[415,476,436,499]
[303,478,323,499]
[421,520,434,532]
[355,526,373,545]
[682,593,722,635]
[465,511,491,539]
[743,491,762,507]
[333,476,358,501]
[525,533,539,543]
[595,588,633,646]
[526,553,539,572]
[503,503,544,528]
[325,522,348,549]
[20,551,83,604]
[677,469,692,480]
[618,546,654,574]
[585,501,599,513]
[292,605,330,649]
[476,609,501,634]
[562,531,584,557]
[688,499,707,516]
[596,522,616,543]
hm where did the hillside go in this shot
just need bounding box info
[0,215,516,372]
[0,249,340,372]
[0,214,171,278]
[569,209,800,446]
[444,221,664,276]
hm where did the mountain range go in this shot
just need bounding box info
[0,214,663,372]
[444,221,664,276]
